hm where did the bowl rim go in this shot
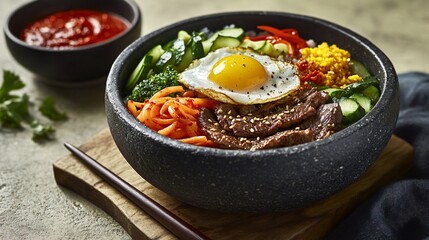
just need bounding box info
[107,11,397,158]
[3,0,141,52]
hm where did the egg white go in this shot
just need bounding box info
[179,47,300,105]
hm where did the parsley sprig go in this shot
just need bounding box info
[0,70,68,142]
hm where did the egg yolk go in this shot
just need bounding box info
[209,54,268,91]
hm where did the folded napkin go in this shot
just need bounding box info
[327,72,429,240]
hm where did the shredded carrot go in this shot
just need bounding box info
[128,86,219,147]
[180,136,217,147]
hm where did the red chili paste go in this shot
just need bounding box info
[20,9,128,49]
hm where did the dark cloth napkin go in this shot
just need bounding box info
[327,72,429,240]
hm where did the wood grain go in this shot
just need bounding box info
[53,128,414,240]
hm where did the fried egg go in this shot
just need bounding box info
[179,47,300,105]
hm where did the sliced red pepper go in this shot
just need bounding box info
[257,25,308,49]
[246,26,309,57]
[281,28,299,36]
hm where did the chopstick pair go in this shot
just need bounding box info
[64,142,210,240]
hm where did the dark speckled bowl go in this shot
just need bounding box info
[105,12,399,213]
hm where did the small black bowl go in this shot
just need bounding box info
[106,12,399,213]
[4,0,141,85]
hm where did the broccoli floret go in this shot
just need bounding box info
[129,66,180,102]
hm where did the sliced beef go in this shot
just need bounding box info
[236,87,320,116]
[303,90,329,108]
[228,103,316,138]
[199,108,314,150]
[214,104,237,132]
[213,89,328,138]
[198,108,253,149]
[198,87,343,150]
[249,128,314,150]
[297,103,343,140]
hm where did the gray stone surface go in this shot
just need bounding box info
[0,0,427,239]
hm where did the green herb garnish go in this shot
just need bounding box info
[39,96,68,121]
[0,70,67,142]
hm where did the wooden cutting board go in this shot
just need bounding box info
[53,128,413,240]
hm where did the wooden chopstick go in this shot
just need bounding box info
[64,142,210,240]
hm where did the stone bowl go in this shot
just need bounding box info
[4,0,141,86]
[105,11,399,213]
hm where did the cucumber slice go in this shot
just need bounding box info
[349,59,371,78]
[203,28,245,54]
[202,40,213,55]
[362,85,380,105]
[350,93,372,113]
[240,39,266,50]
[125,55,153,93]
[146,45,165,65]
[125,45,165,93]
[210,36,241,51]
[174,47,193,72]
[162,39,174,51]
[344,76,379,95]
[259,41,275,56]
[240,40,281,57]
[323,88,348,100]
[272,43,289,56]
[191,33,205,59]
[338,98,366,123]
[154,50,174,73]
[212,28,244,40]
[221,28,244,38]
[170,39,186,65]
[178,30,191,43]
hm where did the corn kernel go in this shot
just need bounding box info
[300,42,362,87]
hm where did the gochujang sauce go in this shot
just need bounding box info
[21,9,128,49]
